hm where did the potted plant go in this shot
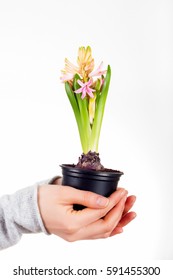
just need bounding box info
[60,46,123,209]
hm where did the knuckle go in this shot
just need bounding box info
[83,191,92,205]
[97,208,107,219]
[102,232,111,239]
[64,222,77,234]
[66,227,76,235]
[64,235,76,242]
[104,222,113,233]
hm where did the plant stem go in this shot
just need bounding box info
[73,75,91,153]
[65,82,87,152]
[89,65,111,152]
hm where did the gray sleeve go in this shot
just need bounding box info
[0,177,59,250]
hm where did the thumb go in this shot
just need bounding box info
[60,185,109,208]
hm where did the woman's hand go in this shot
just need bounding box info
[110,194,136,236]
[38,182,136,242]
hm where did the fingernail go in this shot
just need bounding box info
[120,189,126,196]
[118,227,123,233]
[133,196,137,202]
[96,196,109,207]
[131,199,136,206]
[132,213,137,219]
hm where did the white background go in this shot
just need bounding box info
[0,0,173,270]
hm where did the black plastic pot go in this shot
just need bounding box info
[60,164,124,210]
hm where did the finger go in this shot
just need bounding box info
[56,177,62,185]
[123,195,136,215]
[110,227,123,235]
[57,185,110,208]
[110,212,137,237]
[69,189,127,229]
[52,177,62,185]
[73,195,127,240]
[118,211,137,228]
[103,195,127,228]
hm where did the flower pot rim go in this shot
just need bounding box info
[60,164,124,177]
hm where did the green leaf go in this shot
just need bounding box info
[65,82,86,152]
[73,75,91,153]
[89,65,111,152]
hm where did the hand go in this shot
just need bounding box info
[38,182,136,242]
[110,194,136,236]
[53,177,137,237]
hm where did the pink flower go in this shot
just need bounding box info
[60,72,74,82]
[89,62,106,78]
[60,58,79,82]
[74,79,95,99]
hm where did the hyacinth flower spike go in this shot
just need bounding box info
[61,46,111,157]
